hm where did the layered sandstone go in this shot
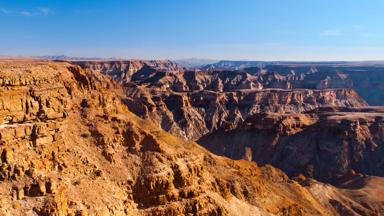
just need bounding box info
[124,87,366,141]
[198,107,384,183]
[77,61,368,141]
[251,64,384,106]
[61,60,384,215]
[78,61,384,105]
[75,60,182,85]
[1,60,368,216]
[77,61,384,185]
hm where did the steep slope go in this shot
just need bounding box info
[254,65,384,106]
[75,60,182,84]
[77,60,384,106]
[198,107,384,183]
[124,87,366,141]
[77,61,367,141]
[0,60,366,216]
[76,61,384,185]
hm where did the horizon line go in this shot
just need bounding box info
[1,55,384,63]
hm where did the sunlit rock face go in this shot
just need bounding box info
[78,61,368,141]
[78,61,384,184]
[4,60,372,216]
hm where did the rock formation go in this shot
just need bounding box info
[80,60,384,105]
[250,64,384,106]
[4,60,381,215]
[199,107,384,183]
[75,60,182,85]
[123,87,367,141]
[69,59,384,215]
[78,61,368,141]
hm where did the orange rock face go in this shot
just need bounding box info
[0,60,383,216]
[75,60,384,215]
[77,61,368,141]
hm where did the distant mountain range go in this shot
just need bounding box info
[173,58,218,69]
[0,55,123,61]
[5,55,384,70]
[35,55,123,61]
[198,60,384,70]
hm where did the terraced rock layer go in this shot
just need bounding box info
[199,107,384,183]
[3,60,378,215]
[77,61,368,141]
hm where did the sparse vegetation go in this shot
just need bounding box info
[80,131,91,138]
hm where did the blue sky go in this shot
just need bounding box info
[0,0,383,60]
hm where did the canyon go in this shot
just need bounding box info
[0,59,383,215]
[199,107,384,183]
[76,61,384,184]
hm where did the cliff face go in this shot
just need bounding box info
[77,61,368,141]
[1,60,383,215]
[75,60,182,84]
[78,61,384,105]
[1,60,365,216]
[77,62,384,182]
[254,65,384,106]
[198,107,384,183]
[124,87,366,141]
[66,60,384,215]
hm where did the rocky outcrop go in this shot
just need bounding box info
[77,61,369,141]
[1,60,368,216]
[1,60,383,215]
[78,61,384,180]
[198,107,384,183]
[58,60,384,215]
[0,61,125,215]
[75,60,182,84]
[124,87,366,140]
[253,64,384,106]
[78,60,384,106]
[198,62,384,106]
[77,61,384,186]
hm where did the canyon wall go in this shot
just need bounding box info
[69,60,384,215]
[77,60,369,141]
[78,60,384,105]
[199,107,384,183]
[2,60,373,215]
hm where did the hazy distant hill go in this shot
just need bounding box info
[174,58,218,69]
[35,55,122,61]
[200,60,384,70]
[200,60,268,70]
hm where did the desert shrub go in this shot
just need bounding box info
[80,131,91,138]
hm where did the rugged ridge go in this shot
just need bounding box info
[77,61,368,141]
[123,87,366,141]
[75,60,182,84]
[77,61,384,105]
[76,60,384,187]
[2,60,375,215]
[198,107,384,182]
[249,64,384,106]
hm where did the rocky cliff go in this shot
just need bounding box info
[77,60,384,106]
[2,60,377,215]
[199,107,384,183]
[123,87,366,141]
[75,60,182,85]
[77,61,368,141]
[252,64,384,106]
[64,60,384,215]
